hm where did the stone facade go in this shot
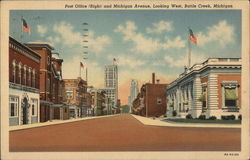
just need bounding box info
[166,58,241,119]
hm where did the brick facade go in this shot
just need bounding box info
[132,73,168,117]
[9,37,41,126]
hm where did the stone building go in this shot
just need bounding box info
[166,58,241,119]
[128,79,139,113]
[104,64,118,108]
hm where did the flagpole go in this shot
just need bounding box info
[21,16,23,42]
[188,37,191,68]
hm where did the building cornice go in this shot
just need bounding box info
[9,36,41,63]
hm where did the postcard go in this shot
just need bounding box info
[0,0,249,160]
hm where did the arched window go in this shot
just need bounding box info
[32,69,36,88]
[28,67,32,86]
[23,65,27,86]
[18,62,22,84]
[12,60,16,83]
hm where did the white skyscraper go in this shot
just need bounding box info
[104,64,118,108]
[128,79,139,113]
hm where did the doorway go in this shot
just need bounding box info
[22,98,28,124]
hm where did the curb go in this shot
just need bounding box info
[9,114,117,131]
[131,115,241,128]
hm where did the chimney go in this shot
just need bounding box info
[157,79,160,84]
[152,73,155,84]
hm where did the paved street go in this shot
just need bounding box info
[9,114,240,152]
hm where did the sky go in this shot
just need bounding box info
[10,10,241,105]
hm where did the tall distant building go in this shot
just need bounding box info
[128,79,139,113]
[104,64,118,108]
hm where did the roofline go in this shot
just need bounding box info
[24,42,54,50]
[167,58,242,89]
[9,36,41,60]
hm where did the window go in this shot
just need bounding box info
[224,88,237,107]
[18,63,22,84]
[31,99,38,116]
[157,98,162,104]
[23,65,27,85]
[199,86,207,113]
[64,108,67,113]
[9,96,18,117]
[32,69,36,88]
[66,91,73,100]
[32,105,35,115]
[12,60,16,83]
[28,67,31,86]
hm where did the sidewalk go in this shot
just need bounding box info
[132,115,241,128]
[9,114,117,131]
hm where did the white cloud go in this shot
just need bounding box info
[115,21,185,54]
[196,20,235,47]
[37,25,47,37]
[47,36,60,46]
[53,21,82,46]
[48,21,111,54]
[115,55,146,68]
[115,21,160,54]
[146,20,173,34]
[88,31,112,54]
[164,51,207,68]
[162,36,186,49]
[152,61,165,66]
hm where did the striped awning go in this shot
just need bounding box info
[225,88,237,100]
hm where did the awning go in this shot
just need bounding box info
[198,92,206,102]
[225,88,237,100]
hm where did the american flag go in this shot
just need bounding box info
[21,18,30,34]
[188,28,197,44]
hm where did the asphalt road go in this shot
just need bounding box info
[9,114,240,152]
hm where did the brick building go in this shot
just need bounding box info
[25,42,65,122]
[51,52,69,120]
[63,77,88,118]
[90,89,106,116]
[166,58,241,119]
[132,73,168,117]
[9,36,41,126]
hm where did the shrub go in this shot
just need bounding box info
[186,114,193,119]
[221,115,236,120]
[172,110,177,117]
[198,115,206,120]
[209,116,217,120]
[238,115,242,120]
[229,115,235,120]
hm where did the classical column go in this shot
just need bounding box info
[192,74,202,118]
[188,84,192,113]
[207,73,219,118]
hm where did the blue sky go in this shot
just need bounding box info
[10,10,241,104]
